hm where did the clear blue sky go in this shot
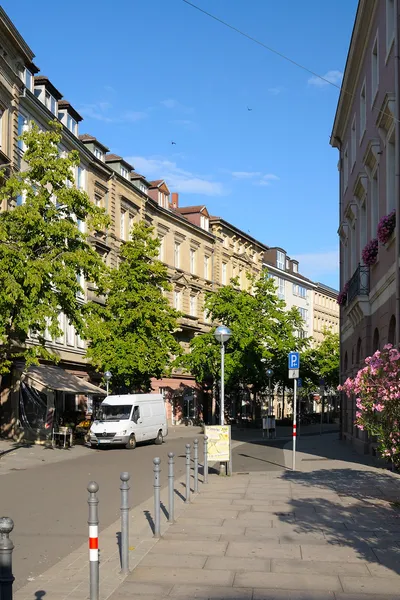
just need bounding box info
[5,0,358,289]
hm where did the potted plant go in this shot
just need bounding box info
[337,281,349,306]
[362,238,378,266]
[377,210,396,245]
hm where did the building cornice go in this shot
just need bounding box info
[263,263,316,288]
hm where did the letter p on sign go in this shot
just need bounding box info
[288,352,300,370]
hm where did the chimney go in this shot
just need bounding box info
[171,192,179,209]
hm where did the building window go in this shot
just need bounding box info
[293,263,298,273]
[387,0,395,52]
[387,131,395,212]
[24,68,33,91]
[158,236,165,261]
[76,166,85,190]
[371,172,379,237]
[371,35,379,102]
[286,259,290,269]
[174,290,181,310]
[190,248,196,274]
[120,209,126,240]
[174,242,180,268]
[293,284,307,298]
[298,307,308,322]
[76,272,85,299]
[200,215,209,231]
[66,320,75,346]
[360,82,366,140]
[276,277,285,299]
[189,295,197,317]
[128,214,134,241]
[17,113,28,151]
[45,91,57,115]
[121,166,129,179]
[204,255,210,279]
[67,114,77,135]
[350,116,356,169]
[343,145,349,190]
[94,194,102,208]
[94,147,103,161]
[298,330,307,339]
[276,251,285,270]
[222,261,227,285]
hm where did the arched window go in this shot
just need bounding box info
[356,338,362,363]
[373,328,380,352]
[388,315,396,346]
[344,351,348,372]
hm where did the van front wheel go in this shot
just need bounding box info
[126,434,136,450]
[154,430,163,445]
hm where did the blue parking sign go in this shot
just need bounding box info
[288,352,300,370]
[297,378,302,388]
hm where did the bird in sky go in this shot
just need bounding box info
[171,141,176,145]
[247,107,252,111]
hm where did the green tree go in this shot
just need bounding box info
[303,328,340,389]
[183,273,305,412]
[85,221,182,392]
[0,122,108,374]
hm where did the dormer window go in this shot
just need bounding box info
[45,91,57,115]
[67,115,77,135]
[276,250,285,270]
[94,147,104,161]
[24,68,33,92]
[121,166,129,179]
[200,214,209,231]
[293,263,298,273]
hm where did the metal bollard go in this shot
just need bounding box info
[153,457,161,537]
[185,443,191,503]
[204,436,208,484]
[120,472,130,574]
[168,452,175,523]
[87,481,99,600]
[193,438,199,493]
[0,517,14,600]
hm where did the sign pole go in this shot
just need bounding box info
[292,378,297,471]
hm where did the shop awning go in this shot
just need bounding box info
[22,365,106,395]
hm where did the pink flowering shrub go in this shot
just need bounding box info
[361,238,378,266]
[377,210,396,245]
[338,344,400,468]
[337,281,349,306]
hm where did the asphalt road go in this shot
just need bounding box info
[0,431,199,590]
[232,440,288,472]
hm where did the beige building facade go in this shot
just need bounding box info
[313,283,340,344]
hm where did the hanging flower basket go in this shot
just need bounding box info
[337,281,349,306]
[362,238,378,266]
[377,210,396,245]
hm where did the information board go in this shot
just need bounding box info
[204,425,231,462]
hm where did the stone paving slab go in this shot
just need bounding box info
[226,540,301,559]
[129,566,234,586]
[271,558,371,576]
[234,571,343,592]
[204,556,271,572]
[253,591,335,600]
[340,576,400,595]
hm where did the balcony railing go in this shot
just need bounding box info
[347,264,370,304]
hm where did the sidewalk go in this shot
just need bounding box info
[12,433,400,600]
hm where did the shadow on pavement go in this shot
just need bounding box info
[279,468,400,576]
[143,510,155,534]
[237,452,288,470]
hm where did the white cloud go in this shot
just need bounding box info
[293,250,339,282]
[308,70,343,88]
[268,87,282,96]
[161,99,194,114]
[161,98,178,109]
[170,119,198,131]
[256,174,280,186]
[232,171,261,179]
[127,155,225,196]
[79,103,148,124]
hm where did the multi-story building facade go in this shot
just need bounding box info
[331,0,398,453]
[313,283,340,343]
[263,247,315,340]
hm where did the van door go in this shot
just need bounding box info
[131,405,142,440]
[139,403,153,440]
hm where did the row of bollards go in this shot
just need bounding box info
[1,436,210,600]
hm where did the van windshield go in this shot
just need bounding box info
[99,405,131,421]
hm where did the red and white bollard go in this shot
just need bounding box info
[292,378,298,471]
[87,482,99,600]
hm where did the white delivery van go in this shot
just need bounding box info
[89,394,168,449]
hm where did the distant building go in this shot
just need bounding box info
[313,283,340,344]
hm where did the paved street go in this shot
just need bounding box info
[0,428,201,590]
[232,440,287,472]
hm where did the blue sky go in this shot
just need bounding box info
[5,0,358,289]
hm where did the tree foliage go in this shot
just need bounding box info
[0,122,108,374]
[183,273,306,393]
[85,222,182,393]
[302,328,340,390]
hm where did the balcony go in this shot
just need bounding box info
[348,265,370,304]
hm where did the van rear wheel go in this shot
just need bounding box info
[126,434,136,450]
[154,430,163,445]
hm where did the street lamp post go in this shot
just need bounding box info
[214,326,232,426]
[104,371,112,396]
